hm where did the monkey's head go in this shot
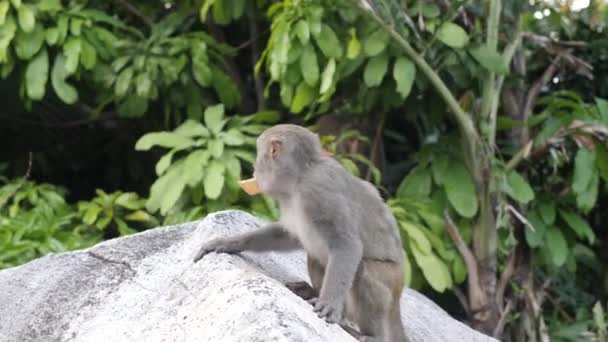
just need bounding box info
[254,124,322,196]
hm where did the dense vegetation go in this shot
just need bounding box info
[1,0,607,340]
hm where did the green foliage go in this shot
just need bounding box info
[0,179,98,268]
[76,189,157,236]
[136,105,279,215]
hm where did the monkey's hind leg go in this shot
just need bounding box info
[350,259,407,342]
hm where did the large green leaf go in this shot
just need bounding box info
[25,48,48,100]
[400,221,432,254]
[469,45,509,75]
[313,24,342,58]
[63,37,81,74]
[576,171,599,212]
[538,200,556,225]
[572,148,596,194]
[363,28,389,56]
[0,1,9,25]
[17,4,34,32]
[183,150,210,186]
[436,22,469,48]
[545,227,568,267]
[290,82,315,113]
[393,57,416,99]
[117,96,148,118]
[51,53,78,104]
[319,58,335,95]
[204,104,226,134]
[346,28,361,59]
[80,39,96,70]
[204,160,225,199]
[14,23,44,59]
[525,210,546,247]
[208,139,224,158]
[364,53,388,87]
[443,162,478,218]
[396,166,431,198]
[155,149,177,176]
[410,243,452,292]
[147,163,187,215]
[295,20,309,45]
[503,171,535,204]
[220,129,246,146]
[299,44,319,87]
[135,132,195,151]
[175,120,210,138]
[559,209,595,244]
[114,66,133,97]
[431,155,449,185]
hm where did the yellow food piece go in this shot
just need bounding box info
[239,178,260,195]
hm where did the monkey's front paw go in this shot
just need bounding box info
[193,238,242,262]
[313,299,342,324]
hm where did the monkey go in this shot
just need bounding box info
[193,124,408,342]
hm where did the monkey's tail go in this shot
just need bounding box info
[390,303,409,342]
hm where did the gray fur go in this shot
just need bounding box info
[194,124,407,342]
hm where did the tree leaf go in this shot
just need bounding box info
[147,163,187,215]
[319,58,336,95]
[208,139,224,158]
[576,171,599,213]
[346,29,361,59]
[559,209,595,244]
[25,48,48,100]
[364,53,388,87]
[503,171,535,204]
[545,227,568,267]
[411,243,452,292]
[117,96,148,118]
[538,200,556,225]
[393,57,416,98]
[452,255,467,284]
[396,165,431,198]
[290,82,316,113]
[114,66,133,97]
[63,37,81,74]
[155,149,177,176]
[51,53,78,104]
[436,22,469,48]
[468,45,509,75]
[14,23,44,59]
[175,120,210,138]
[204,104,226,134]
[300,44,319,87]
[443,161,478,218]
[313,24,342,58]
[192,58,212,87]
[363,28,389,56]
[220,129,246,146]
[183,150,210,186]
[295,20,309,45]
[204,160,225,199]
[572,148,596,194]
[431,154,449,185]
[17,5,35,32]
[135,132,195,151]
[0,1,10,26]
[80,39,96,70]
[525,210,546,247]
[400,221,432,255]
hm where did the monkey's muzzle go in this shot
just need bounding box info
[239,178,260,195]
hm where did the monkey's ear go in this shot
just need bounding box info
[269,139,282,160]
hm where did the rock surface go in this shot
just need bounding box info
[0,210,497,342]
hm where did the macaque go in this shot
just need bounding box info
[194,124,408,342]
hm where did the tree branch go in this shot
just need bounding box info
[113,0,153,29]
[496,250,516,310]
[444,209,485,310]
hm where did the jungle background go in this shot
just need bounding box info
[1,0,607,340]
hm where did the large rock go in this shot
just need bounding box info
[0,210,497,342]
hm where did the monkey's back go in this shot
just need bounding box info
[299,157,404,264]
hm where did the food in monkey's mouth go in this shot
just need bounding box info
[239,178,260,195]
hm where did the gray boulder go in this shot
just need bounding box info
[0,210,497,342]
